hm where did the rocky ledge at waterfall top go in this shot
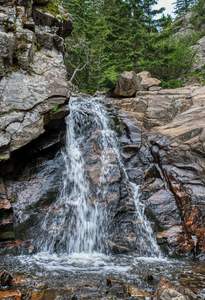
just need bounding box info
[107,70,205,259]
[0,0,72,161]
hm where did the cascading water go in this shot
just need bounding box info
[36,96,160,257]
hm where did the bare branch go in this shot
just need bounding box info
[69,62,87,83]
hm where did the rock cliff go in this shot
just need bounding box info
[107,71,205,258]
[173,7,205,72]
[0,0,72,243]
[0,0,72,161]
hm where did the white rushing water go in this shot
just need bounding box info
[36,96,160,258]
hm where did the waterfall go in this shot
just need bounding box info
[36,96,160,257]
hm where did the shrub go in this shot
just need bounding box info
[138,34,196,83]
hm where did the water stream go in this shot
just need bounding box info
[36,96,160,258]
[2,96,205,298]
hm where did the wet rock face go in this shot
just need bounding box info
[0,0,71,161]
[1,86,205,258]
[106,83,205,258]
[0,122,66,253]
[0,104,143,255]
[0,179,14,242]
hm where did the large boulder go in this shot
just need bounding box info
[173,12,194,38]
[113,71,161,97]
[0,49,69,159]
[113,71,141,97]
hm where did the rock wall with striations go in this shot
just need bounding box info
[107,71,205,259]
[0,0,72,161]
[0,0,72,243]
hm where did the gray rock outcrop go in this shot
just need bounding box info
[173,12,194,38]
[192,36,205,70]
[0,0,72,160]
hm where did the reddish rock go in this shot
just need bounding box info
[0,290,21,300]
[126,285,151,298]
[108,83,205,257]
[0,240,34,255]
[154,277,197,300]
[0,199,11,210]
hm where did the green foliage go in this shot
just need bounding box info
[63,0,201,92]
[137,19,197,83]
[41,0,62,16]
[64,0,110,93]
[99,66,118,89]
[187,67,205,85]
[191,0,205,32]
[52,104,61,113]
[161,79,184,88]
[63,0,168,92]
[173,0,196,16]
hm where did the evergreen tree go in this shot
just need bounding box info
[63,0,144,91]
[62,0,196,92]
[191,0,205,30]
[140,0,165,31]
[101,0,138,87]
[134,0,166,72]
[64,0,109,92]
[173,0,196,15]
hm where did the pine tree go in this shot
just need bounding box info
[63,0,194,92]
[191,0,205,30]
[63,0,144,91]
[139,0,165,31]
[63,0,109,92]
[102,0,137,85]
[173,0,196,15]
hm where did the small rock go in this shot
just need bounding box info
[149,85,162,91]
[154,277,197,300]
[0,290,21,300]
[137,71,161,90]
[127,285,151,298]
[160,288,186,300]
